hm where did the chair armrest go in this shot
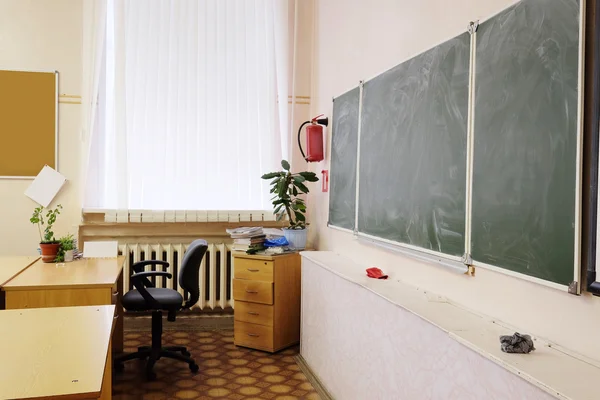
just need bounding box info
[131,260,170,274]
[130,271,173,310]
[131,271,172,290]
[131,271,173,281]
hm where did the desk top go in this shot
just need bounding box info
[0,256,40,286]
[2,256,125,291]
[0,305,114,400]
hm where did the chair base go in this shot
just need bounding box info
[114,310,199,380]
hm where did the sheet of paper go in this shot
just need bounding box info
[83,241,118,258]
[24,165,67,207]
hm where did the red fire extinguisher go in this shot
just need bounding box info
[298,114,329,162]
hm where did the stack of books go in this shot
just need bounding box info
[226,227,266,253]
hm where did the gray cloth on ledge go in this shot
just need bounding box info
[499,332,535,354]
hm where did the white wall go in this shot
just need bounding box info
[301,255,556,400]
[0,0,83,256]
[307,0,600,363]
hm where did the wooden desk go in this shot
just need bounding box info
[0,256,39,286]
[2,257,125,352]
[0,305,115,400]
[0,256,40,309]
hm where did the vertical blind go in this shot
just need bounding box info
[84,0,291,211]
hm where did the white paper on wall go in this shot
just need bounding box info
[24,165,67,207]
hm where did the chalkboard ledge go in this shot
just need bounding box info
[301,251,600,400]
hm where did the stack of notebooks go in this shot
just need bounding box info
[226,227,266,253]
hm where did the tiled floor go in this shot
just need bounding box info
[113,329,321,400]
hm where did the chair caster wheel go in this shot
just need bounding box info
[182,351,191,357]
[189,363,199,373]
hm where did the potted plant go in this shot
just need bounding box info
[30,204,62,263]
[261,160,318,249]
[56,233,75,262]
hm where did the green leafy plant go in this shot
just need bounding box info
[30,204,62,243]
[55,233,75,262]
[261,160,318,229]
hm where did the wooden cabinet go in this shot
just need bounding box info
[233,252,301,353]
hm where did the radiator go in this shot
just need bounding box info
[118,242,234,311]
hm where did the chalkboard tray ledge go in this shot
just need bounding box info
[472,260,573,294]
[357,232,468,274]
[327,223,354,235]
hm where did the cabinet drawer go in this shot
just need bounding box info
[233,279,273,304]
[235,301,274,326]
[234,258,273,282]
[234,321,274,351]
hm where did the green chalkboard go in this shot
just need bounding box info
[329,87,360,230]
[471,0,580,285]
[358,33,470,257]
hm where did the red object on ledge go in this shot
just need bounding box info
[366,267,388,280]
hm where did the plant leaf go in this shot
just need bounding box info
[294,181,309,193]
[299,172,319,182]
[281,160,290,171]
[262,172,280,179]
[293,175,306,183]
[294,211,306,221]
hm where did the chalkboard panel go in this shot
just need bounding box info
[471,0,580,285]
[329,87,360,230]
[358,33,470,257]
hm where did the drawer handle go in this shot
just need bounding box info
[247,333,259,337]
[247,268,259,272]
[245,290,258,294]
[248,311,259,316]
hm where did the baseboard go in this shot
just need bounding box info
[295,354,334,400]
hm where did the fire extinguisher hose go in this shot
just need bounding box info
[297,120,312,160]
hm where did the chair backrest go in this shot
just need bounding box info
[178,239,208,309]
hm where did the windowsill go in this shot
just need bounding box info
[79,210,286,244]
[81,209,282,224]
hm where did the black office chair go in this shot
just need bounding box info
[114,239,208,380]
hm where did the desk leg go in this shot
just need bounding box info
[113,272,124,353]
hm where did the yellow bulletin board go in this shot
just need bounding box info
[0,70,58,178]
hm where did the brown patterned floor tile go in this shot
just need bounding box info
[114,327,320,399]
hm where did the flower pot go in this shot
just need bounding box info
[39,243,60,263]
[283,228,307,250]
[64,250,74,262]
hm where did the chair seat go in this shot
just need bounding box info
[123,288,184,311]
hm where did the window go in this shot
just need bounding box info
[84,0,290,211]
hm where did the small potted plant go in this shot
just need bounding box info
[30,204,62,263]
[56,233,75,262]
[261,160,318,249]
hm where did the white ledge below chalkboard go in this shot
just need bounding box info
[300,251,599,400]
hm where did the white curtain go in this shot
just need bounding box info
[81,0,107,205]
[84,0,291,211]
